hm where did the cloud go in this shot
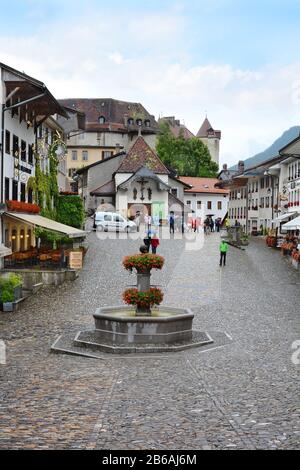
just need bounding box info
[0,4,299,166]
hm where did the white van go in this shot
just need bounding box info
[94,212,137,232]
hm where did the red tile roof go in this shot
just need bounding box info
[117,137,170,174]
[179,176,229,194]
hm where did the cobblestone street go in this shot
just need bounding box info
[0,231,299,450]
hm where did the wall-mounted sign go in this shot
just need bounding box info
[69,251,83,270]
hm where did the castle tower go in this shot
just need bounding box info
[196,117,221,167]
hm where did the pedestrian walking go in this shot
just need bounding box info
[169,212,175,234]
[134,211,141,232]
[150,233,160,254]
[219,240,228,267]
[210,218,215,232]
[143,229,152,253]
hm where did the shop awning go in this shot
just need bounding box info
[272,212,297,223]
[0,244,12,258]
[5,213,87,239]
[281,215,300,231]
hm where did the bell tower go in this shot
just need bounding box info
[196,116,221,167]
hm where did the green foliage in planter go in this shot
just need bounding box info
[56,195,85,229]
[1,288,14,303]
[0,273,22,303]
[8,273,22,288]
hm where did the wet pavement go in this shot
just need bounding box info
[0,230,299,449]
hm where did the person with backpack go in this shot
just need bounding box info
[219,240,228,267]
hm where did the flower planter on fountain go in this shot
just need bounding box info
[72,249,213,353]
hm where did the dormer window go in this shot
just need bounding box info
[136,119,142,126]
[128,118,134,125]
[144,119,150,127]
[98,116,105,124]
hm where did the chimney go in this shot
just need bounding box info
[222,163,228,171]
[238,161,245,173]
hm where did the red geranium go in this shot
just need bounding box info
[6,200,40,213]
[123,287,164,307]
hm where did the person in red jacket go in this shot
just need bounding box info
[150,234,160,254]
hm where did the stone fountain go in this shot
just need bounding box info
[54,247,214,354]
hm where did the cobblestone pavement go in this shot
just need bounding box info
[0,230,299,449]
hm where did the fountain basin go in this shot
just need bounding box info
[92,306,194,345]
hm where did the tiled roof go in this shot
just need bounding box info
[159,117,195,140]
[58,98,158,133]
[90,180,116,196]
[117,137,170,174]
[197,117,221,139]
[179,176,229,194]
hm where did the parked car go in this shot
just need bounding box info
[94,212,137,232]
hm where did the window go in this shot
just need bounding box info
[171,188,178,197]
[5,130,10,154]
[104,214,112,221]
[5,178,9,201]
[21,140,26,161]
[114,215,124,222]
[260,178,264,189]
[255,181,258,192]
[197,201,202,209]
[82,151,88,161]
[102,151,113,159]
[28,188,33,204]
[136,119,142,126]
[207,201,212,210]
[144,119,150,127]
[127,118,134,125]
[98,116,105,124]
[12,181,18,200]
[20,183,26,202]
[38,126,43,139]
[266,196,270,208]
[71,151,78,161]
[13,135,19,158]
[266,177,270,187]
[28,144,33,164]
[218,201,222,210]
[260,197,264,208]
[186,200,191,206]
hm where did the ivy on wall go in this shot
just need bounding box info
[27,137,65,219]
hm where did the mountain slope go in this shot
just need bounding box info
[231,126,300,170]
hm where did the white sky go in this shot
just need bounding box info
[1,0,300,166]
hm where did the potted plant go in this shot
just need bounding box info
[1,288,14,312]
[9,273,22,300]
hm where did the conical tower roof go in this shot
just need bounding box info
[196,117,214,138]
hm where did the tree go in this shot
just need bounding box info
[156,122,219,177]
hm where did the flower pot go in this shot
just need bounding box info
[136,305,151,315]
[14,285,22,301]
[2,302,14,312]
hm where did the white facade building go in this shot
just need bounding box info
[0,62,67,261]
[179,177,229,223]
